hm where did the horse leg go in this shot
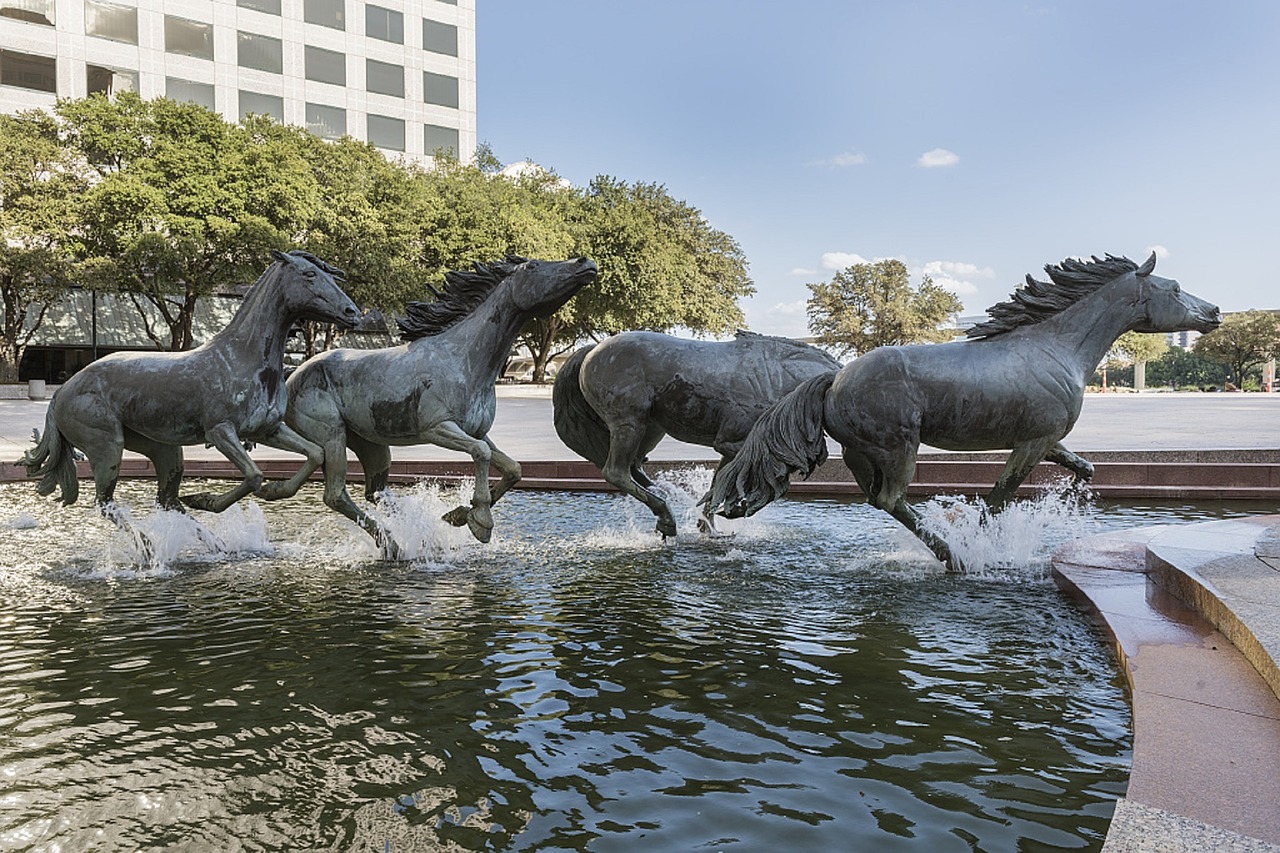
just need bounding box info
[417,422,499,543]
[181,422,264,513]
[445,438,521,527]
[846,445,961,571]
[986,438,1056,512]
[254,424,326,501]
[88,441,158,562]
[601,424,678,538]
[124,431,185,511]
[696,453,737,536]
[346,432,392,503]
[1045,442,1094,483]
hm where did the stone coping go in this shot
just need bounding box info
[1052,517,1280,852]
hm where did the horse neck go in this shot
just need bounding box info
[216,273,295,363]
[428,289,529,382]
[1034,277,1143,376]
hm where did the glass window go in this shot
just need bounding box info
[367,114,404,151]
[422,71,458,108]
[423,123,458,158]
[165,16,214,60]
[84,0,137,44]
[436,0,456,5]
[303,0,343,30]
[0,49,55,93]
[304,46,345,86]
[166,76,215,110]
[237,0,280,14]
[1,0,55,26]
[306,102,346,139]
[86,64,137,95]
[422,19,457,56]
[365,4,402,43]
[237,31,282,74]
[366,59,403,98]
[240,90,283,122]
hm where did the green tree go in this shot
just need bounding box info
[1144,346,1230,389]
[0,110,82,382]
[62,94,319,350]
[806,259,962,357]
[1103,330,1169,389]
[1193,310,1280,388]
[568,176,752,339]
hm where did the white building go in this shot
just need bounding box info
[0,0,475,165]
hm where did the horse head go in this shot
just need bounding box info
[502,256,599,316]
[271,249,362,329]
[1130,252,1221,334]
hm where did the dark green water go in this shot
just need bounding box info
[0,477,1243,851]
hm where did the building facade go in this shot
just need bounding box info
[0,0,475,165]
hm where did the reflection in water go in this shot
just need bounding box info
[0,474,1248,851]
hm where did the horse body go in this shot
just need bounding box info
[21,250,360,534]
[554,330,841,536]
[265,256,598,553]
[708,253,1221,569]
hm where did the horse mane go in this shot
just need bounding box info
[966,254,1140,340]
[397,256,526,341]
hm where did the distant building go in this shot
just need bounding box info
[0,0,476,166]
[1166,329,1202,350]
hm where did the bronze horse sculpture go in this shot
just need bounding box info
[258,256,598,557]
[20,250,361,550]
[706,253,1221,570]
[553,330,841,537]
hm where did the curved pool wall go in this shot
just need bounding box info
[1055,518,1280,852]
[0,477,1157,852]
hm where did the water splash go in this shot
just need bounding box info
[104,501,274,573]
[364,481,474,564]
[915,481,1095,578]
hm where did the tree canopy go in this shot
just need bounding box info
[1192,310,1280,388]
[806,259,962,357]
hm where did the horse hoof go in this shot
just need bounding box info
[656,520,678,538]
[442,505,470,527]
[466,507,493,543]
[255,481,289,501]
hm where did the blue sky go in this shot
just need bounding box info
[475,2,1280,338]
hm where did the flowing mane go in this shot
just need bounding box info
[966,254,1140,340]
[398,256,525,341]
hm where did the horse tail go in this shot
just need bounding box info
[18,397,79,505]
[552,344,612,468]
[705,371,837,519]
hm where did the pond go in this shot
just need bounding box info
[0,474,1262,851]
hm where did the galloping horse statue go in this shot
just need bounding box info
[706,253,1221,570]
[258,256,597,556]
[20,250,361,547]
[553,330,841,537]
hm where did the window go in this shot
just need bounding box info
[238,31,282,74]
[166,76,215,109]
[365,4,402,43]
[367,114,404,151]
[0,49,55,92]
[1,0,55,26]
[240,90,283,122]
[87,64,137,95]
[84,0,137,44]
[366,59,403,98]
[423,123,458,158]
[306,102,346,139]
[237,0,280,14]
[436,0,456,5]
[165,16,214,60]
[423,71,458,108]
[304,46,345,86]
[422,19,457,56]
[303,0,343,30]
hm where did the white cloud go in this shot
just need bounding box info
[918,148,960,168]
[922,260,995,280]
[788,267,818,277]
[745,299,811,339]
[1145,244,1170,260]
[821,251,872,270]
[810,150,868,168]
[929,276,979,296]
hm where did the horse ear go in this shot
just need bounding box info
[270,249,289,264]
[1136,251,1157,277]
